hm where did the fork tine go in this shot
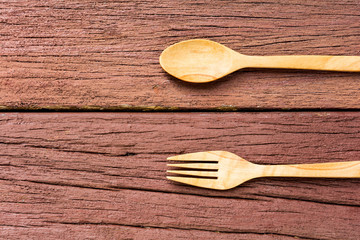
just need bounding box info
[167,170,218,177]
[167,176,219,189]
[167,163,218,169]
[167,151,221,161]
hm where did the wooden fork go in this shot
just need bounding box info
[167,151,360,190]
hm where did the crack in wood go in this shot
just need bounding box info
[40,220,321,240]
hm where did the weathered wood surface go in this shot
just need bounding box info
[1,112,359,239]
[1,1,360,239]
[1,0,360,110]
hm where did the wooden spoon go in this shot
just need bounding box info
[159,39,360,83]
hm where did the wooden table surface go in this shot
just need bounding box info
[1,1,359,239]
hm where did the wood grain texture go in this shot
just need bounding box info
[1,112,359,239]
[1,0,360,110]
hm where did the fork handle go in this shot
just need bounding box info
[264,161,360,178]
[245,55,360,72]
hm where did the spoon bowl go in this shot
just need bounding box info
[160,39,360,83]
[159,39,243,83]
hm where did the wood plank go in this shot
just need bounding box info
[1,222,289,240]
[1,0,360,110]
[0,112,359,239]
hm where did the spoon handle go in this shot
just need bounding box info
[264,161,360,178]
[245,55,360,72]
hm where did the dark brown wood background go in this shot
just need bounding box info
[1,1,359,239]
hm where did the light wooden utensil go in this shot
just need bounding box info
[167,151,360,190]
[159,39,360,83]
